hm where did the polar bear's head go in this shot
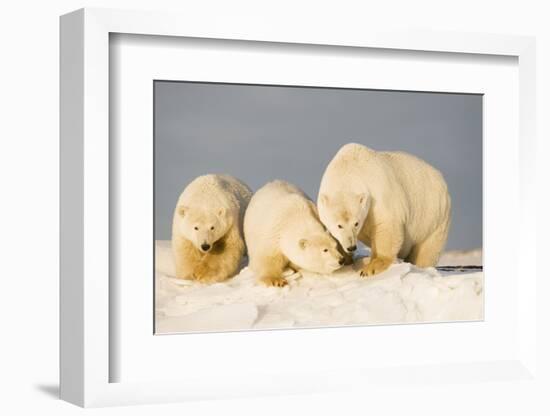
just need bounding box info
[317,192,370,254]
[283,230,344,274]
[174,205,232,253]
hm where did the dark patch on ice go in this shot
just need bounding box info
[436,265,483,273]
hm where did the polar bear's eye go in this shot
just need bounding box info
[194,226,199,230]
[354,222,359,227]
[323,248,328,253]
[210,226,214,230]
[338,224,343,229]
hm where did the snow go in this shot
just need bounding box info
[155,241,483,334]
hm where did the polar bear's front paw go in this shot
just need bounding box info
[261,276,288,287]
[193,262,224,283]
[360,257,392,277]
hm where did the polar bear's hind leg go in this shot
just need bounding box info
[406,222,450,268]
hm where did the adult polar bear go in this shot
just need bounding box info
[172,174,252,283]
[318,143,451,277]
[245,180,345,287]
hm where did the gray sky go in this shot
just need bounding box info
[154,81,482,250]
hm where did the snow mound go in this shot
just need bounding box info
[155,241,483,334]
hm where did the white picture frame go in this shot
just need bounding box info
[60,7,538,407]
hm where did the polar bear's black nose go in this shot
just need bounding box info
[338,257,345,265]
[347,245,357,252]
[201,243,211,252]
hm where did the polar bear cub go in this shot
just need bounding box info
[318,143,451,276]
[172,174,252,283]
[244,180,345,287]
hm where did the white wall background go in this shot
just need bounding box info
[0,1,548,415]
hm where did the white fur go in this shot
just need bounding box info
[172,174,252,282]
[244,180,344,286]
[318,143,451,270]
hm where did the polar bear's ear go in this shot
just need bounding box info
[319,194,330,206]
[177,205,188,216]
[299,239,308,249]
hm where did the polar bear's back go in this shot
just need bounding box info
[245,180,313,229]
[381,150,451,229]
[326,143,449,210]
[255,180,309,203]
[244,180,317,253]
[178,174,252,211]
[320,143,377,195]
[321,143,450,244]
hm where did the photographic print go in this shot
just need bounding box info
[154,81,483,334]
